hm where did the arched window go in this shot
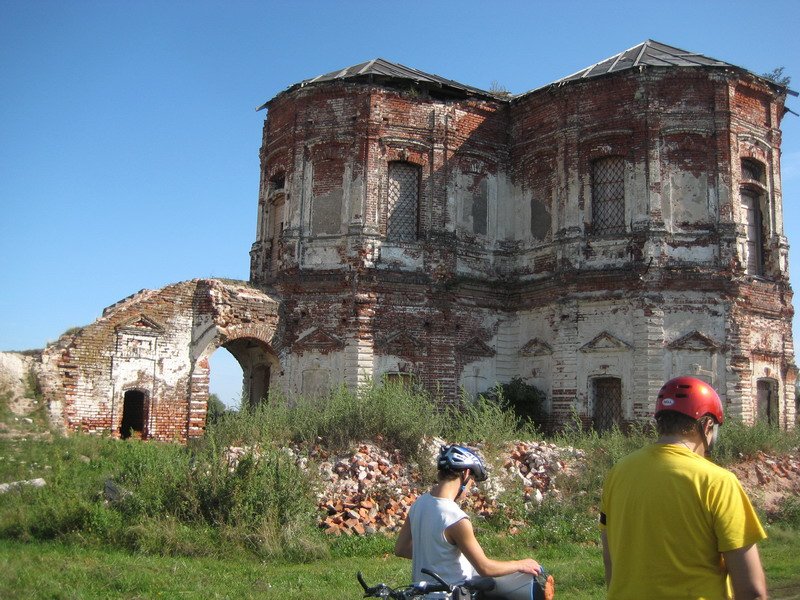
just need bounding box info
[267,172,286,275]
[740,159,768,277]
[591,157,626,234]
[387,161,420,241]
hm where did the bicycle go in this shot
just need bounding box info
[357,566,554,600]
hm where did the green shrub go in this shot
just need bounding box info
[485,378,548,428]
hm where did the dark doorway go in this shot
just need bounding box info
[592,377,623,433]
[756,379,778,427]
[120,390,147,439]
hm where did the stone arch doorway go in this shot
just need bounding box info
[120,389,148,439]
[219,337,279,409]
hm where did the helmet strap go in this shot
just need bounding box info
[454,472,471,501]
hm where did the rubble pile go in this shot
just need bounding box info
[296,439,586,536]
[750,451,800,483]
[729,450,800,514]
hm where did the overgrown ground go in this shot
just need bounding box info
[1,380,799,599]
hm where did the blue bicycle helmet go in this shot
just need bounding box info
[437,444,488,482]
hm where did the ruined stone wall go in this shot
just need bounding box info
[41,280,280,441]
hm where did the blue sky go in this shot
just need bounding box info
[2,0,799,407]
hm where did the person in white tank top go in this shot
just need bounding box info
[395,445,542,594]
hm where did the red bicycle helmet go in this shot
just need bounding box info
[655,376,724,424]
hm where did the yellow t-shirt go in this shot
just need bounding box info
[600,444,766,600]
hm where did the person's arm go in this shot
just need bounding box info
[722,544,767,600]
[601,529,612,588]
[446,518,540,577]
[394,518,413,559]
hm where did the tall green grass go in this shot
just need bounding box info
[714,418,800,463]
[1,382,798,565]
[206,381,442,458]
[442,391,537,449]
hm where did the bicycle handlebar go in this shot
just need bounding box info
[420,568,452,591]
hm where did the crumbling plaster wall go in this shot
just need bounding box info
[250,64,795,428]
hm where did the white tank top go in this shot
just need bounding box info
[409,493,477,592]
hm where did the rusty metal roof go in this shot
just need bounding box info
[260,42,795,110]
[259,58,496,109]
[551,40,736,84]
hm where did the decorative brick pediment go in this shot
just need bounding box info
[293,328,345,354]
[580,331,632,353]
[116,314,164,335]
[667,330,719,352]
[115,315,164,359]
[379,331,423,357]
[519,338,553,356]
[458,337,495,357]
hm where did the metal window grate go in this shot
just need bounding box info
[593,377,622,433]
[387,162,419,241]
[592,157,625,234]
[741,159,764,184]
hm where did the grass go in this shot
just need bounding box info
[1,383,799,597]
[1,533,798,600]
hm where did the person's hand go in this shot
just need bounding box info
[516,559,541,575]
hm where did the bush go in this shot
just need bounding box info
[485,378,548,428]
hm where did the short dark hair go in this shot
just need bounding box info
[655,410,699,436]
[436,468,463,482]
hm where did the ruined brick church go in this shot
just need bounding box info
[38,41,797,441]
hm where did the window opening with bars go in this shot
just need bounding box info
[741,159,764,184]
[592,377,623,433]
[387,162,420,241]
[591,157,626,234]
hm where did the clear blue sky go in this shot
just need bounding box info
[2,0,799,407]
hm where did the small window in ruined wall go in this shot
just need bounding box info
[387,161,420,241]
[591,157,626,234]
[384,372,415,389]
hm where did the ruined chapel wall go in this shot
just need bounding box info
[43,284,199,440]
[43,279,282,441]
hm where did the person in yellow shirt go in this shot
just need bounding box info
[600,376,767,600]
